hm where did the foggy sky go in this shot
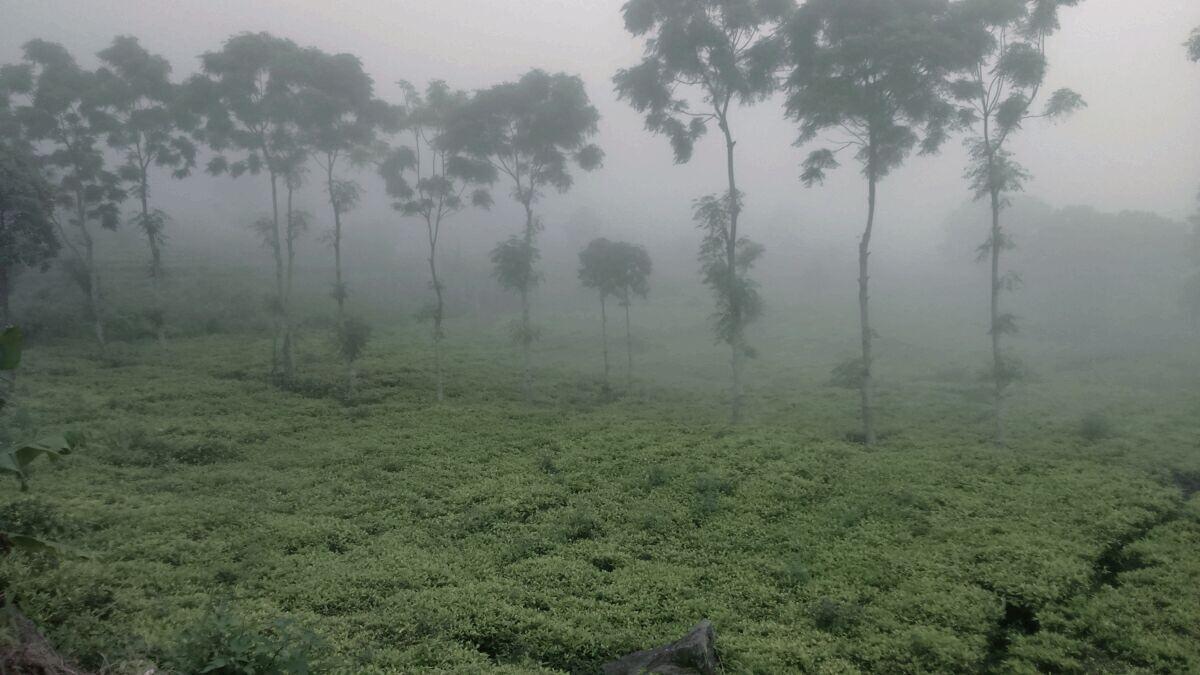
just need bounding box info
[3,0,1199,258]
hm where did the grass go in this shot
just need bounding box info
[1,304,1198,673]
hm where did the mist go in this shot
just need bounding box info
[1,1,1198,672]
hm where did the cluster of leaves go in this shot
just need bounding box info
[695,193,763,354]
[787,0,960,186]
[333,316,371,364]
[577,238,652,305]
[445,69,603,208]
[491,236,542,299]
[164,606,325,675]
[614,0,788,163]
[0,144,58,287]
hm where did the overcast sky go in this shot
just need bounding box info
[3,0,1199,256]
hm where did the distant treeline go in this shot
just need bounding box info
[2,2,1198,445]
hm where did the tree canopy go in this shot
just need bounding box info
[0,152,59,277]
[614,0,790,163]
[193,32,312,182]
[96,35,198,284]
[578,238,653,302]
[16,39,125,233]
[97,35,198,185]
[380,80,496,222]
[786,0,959,186]
[445,69,602,208]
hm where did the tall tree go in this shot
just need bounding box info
[446,70,603,403]
[16,40,124,348]
[380,80,495,401]
[0,66,59,327]
[193,32,310,381]
[1186,31,1200,329]
[95,36,198,344]
[785,0,958,445]
[295,49,384,330]
[615,0,787,424]
[946,0,1085,445]
[578,238,652,390]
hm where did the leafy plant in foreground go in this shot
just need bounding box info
[165,605,325,675]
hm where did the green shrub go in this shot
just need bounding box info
[1080,412,1114,442]
[645,464,670,488]
[537,453,559,475]
[811,597,862,634]
[164,606,325,675]
[0,498,75,550]
[334,316,372,364]
[560,507,602,541]
[776,555,811,589]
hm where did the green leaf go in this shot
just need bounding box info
[0,326,23,370]
[0,434,76,490]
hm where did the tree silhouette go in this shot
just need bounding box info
[95,36,198,344]
[947,0,1085,445]
[193,32,311,380]
[615,0,787,423]
[446,70,603,402]
[295,46,386,339]
[1186,33,1200,329]
[380,80,495,401]
[0,153,58,329]
[16,40,125,348]
[0,65,59,327]
[579,237,652,390]
[785,0,958,445]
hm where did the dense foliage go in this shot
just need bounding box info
[1,2,1198,672]
[0,312,1197,672]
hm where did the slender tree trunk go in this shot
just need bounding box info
[858,167,878,446]
[624,298,633,391]
[282,182,297,381]
[328,170,345,323]
[428,231,445,402]
[139,172,167,347]
[989,187,1005,446]
[980,105,1007,447]
[719,116,744,424]
[268,172,286,379]
[327,165,353,395]
[77,193,105,349]
[600,293,609,388]
[520,199,536,404]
